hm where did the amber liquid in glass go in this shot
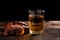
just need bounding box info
[29,15,44,34]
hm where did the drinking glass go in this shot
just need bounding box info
[28,9,45,34]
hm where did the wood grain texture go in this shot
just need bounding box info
[0,21,60,40]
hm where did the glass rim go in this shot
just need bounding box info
[28,9,45,13]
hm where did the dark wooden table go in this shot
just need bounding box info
[0,21,60,40]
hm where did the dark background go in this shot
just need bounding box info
[0,0,60,21]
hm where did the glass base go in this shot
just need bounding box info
[29,30,43,34]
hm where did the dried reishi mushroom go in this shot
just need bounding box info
[4,22,25,35]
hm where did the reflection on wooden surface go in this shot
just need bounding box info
[44,21,60,28]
